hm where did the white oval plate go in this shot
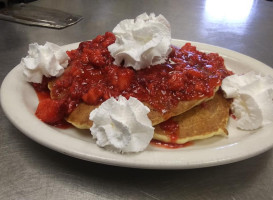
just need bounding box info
[1,39,273,169]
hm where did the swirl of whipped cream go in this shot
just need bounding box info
[89,96,154,153]
[108,13,172,70]
[221,71,273,130]
[21,42,69,83]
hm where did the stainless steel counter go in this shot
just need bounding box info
[1,0,272,199]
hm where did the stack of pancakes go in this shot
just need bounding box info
[49,78,231,144]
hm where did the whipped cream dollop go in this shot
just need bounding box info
[89,96,154,153]
[221,71,273,130]
[108,13,172,70]
[21,42,69,83]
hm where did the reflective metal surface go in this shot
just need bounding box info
[0,0,272,199]
[0,3,83,29]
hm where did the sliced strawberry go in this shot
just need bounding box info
[66,49,79,60]
[117,69,134,91]
[35,99,66,124]
[80,52,89,64]
[106,65,119,86]
[88,49,106,67]
[167,72,185,91]
[186,69,203,78]
[82,87,103,104]
[92,34,104,44]
[181,42,196,52]
[194,82,205,92]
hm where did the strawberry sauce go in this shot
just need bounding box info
[159,118,180,143]
[33,32,232,126]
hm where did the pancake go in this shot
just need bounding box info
[65,103,97,129]
[64,88,218,129]
[153,91,231,144]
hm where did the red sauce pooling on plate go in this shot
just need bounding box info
[33,32,232,129]
[150,140,193,149]
[159,118,180,143]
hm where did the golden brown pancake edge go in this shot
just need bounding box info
[153,91,231,144]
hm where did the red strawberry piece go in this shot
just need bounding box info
[82,87,104,104]
[168,71,185,91]
[86,49,106,67]
[117,69,134,91]
[35,99,66,124]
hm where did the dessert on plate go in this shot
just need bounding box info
[20,13,273,153]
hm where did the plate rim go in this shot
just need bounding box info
[1,39,273,169]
